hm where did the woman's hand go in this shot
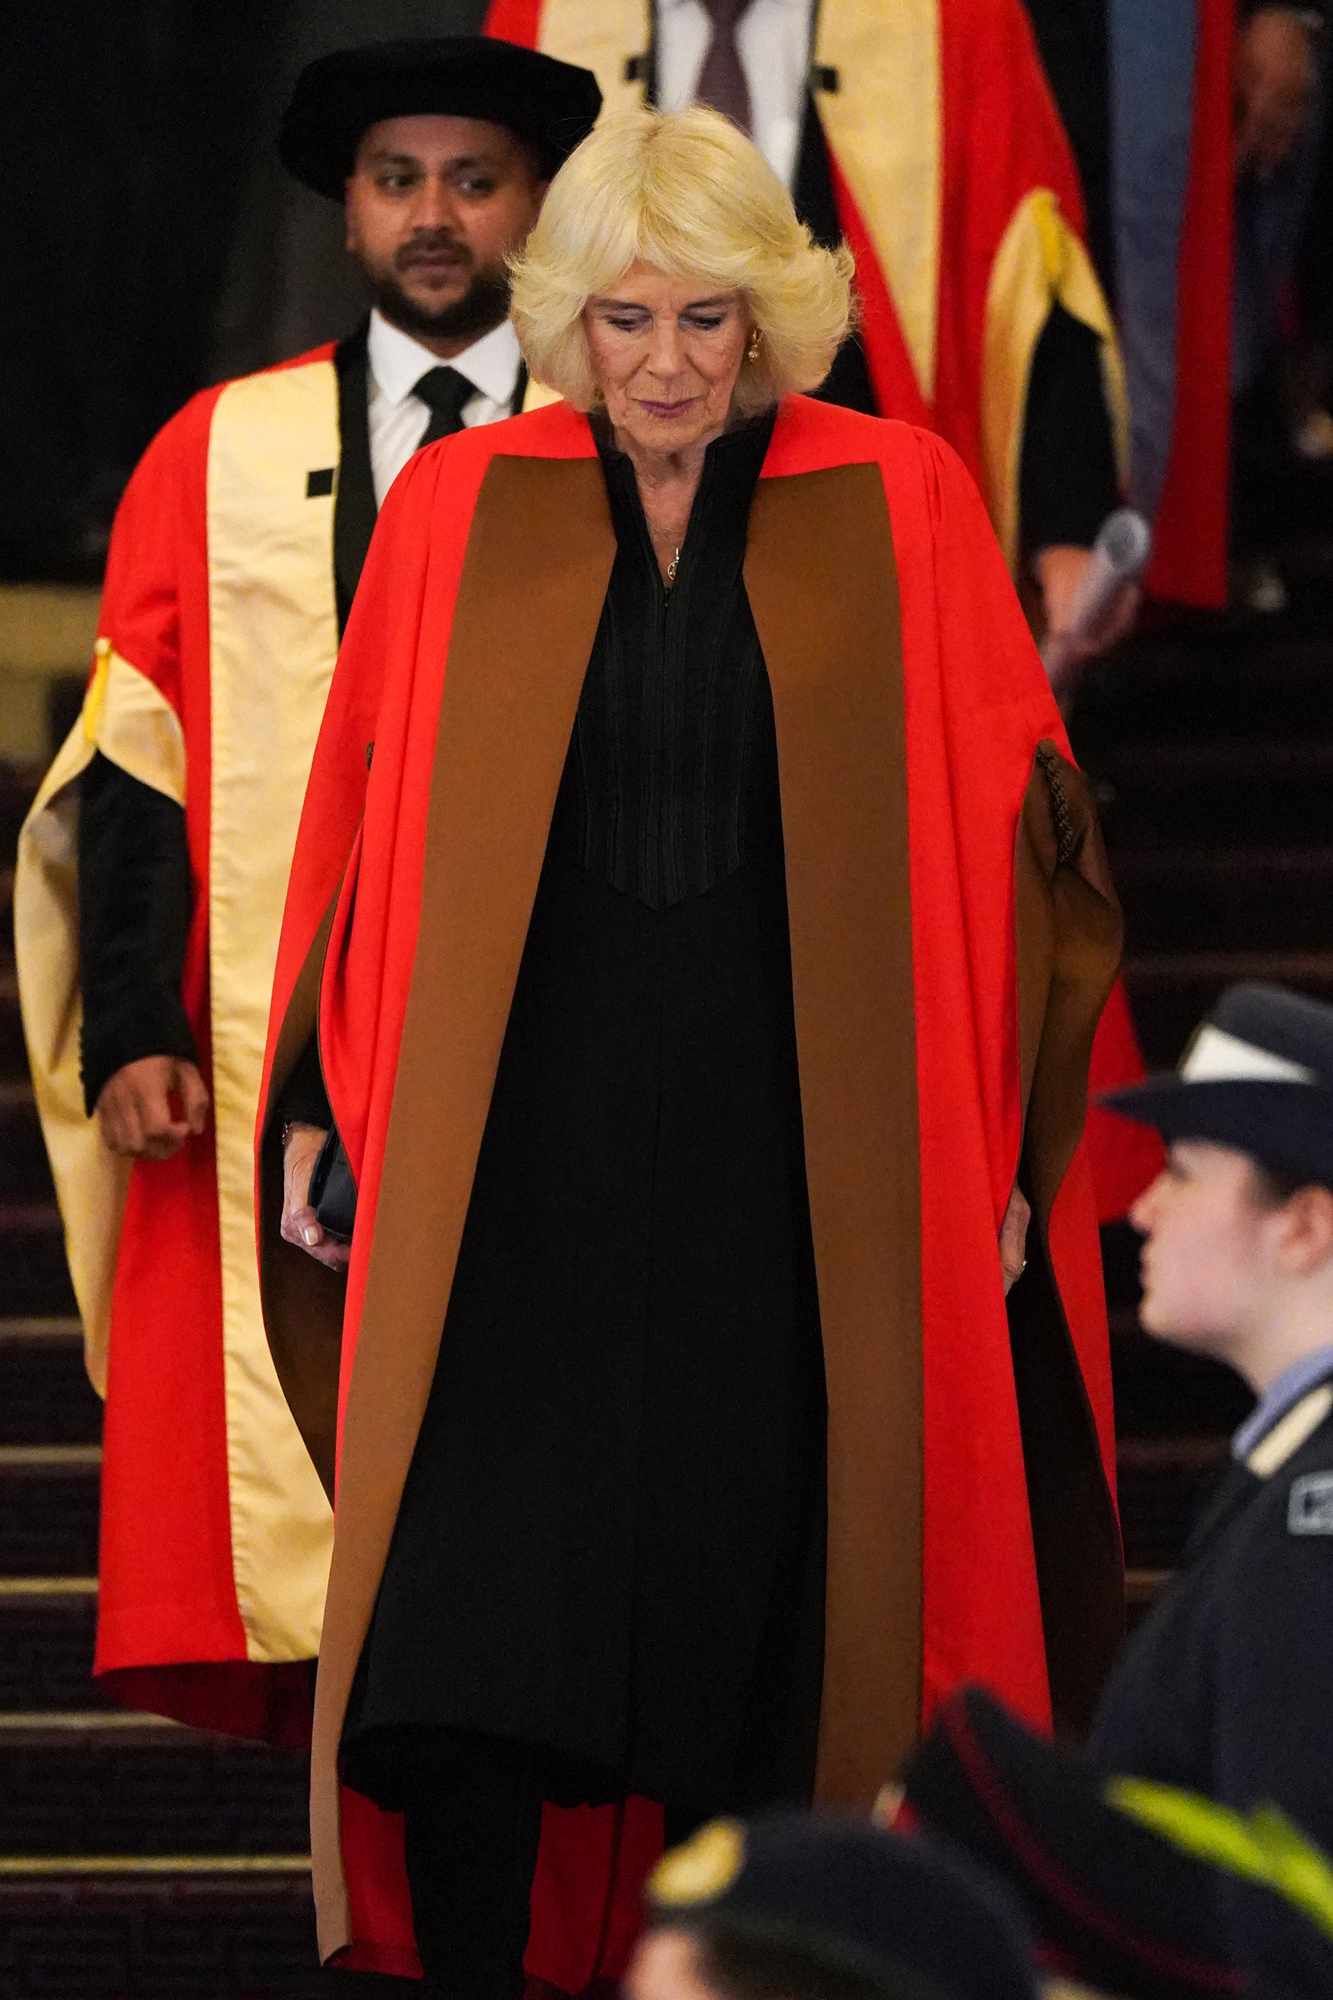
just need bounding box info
[999,1182,1031,1296]
[281,1122,350,1271]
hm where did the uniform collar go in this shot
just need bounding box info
[367,306,522,408]
[1232,1345,1333,1463]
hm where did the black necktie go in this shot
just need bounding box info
[414,366,473,448]
[696,0,755,134]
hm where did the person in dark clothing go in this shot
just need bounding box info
[14,37,600,1742]
[901,981,1333,1990]
[1022,0,1328,607]
[1088,980,1333,1844]
[261,104,1122,1996]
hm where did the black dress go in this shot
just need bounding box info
[341,411,827,1819]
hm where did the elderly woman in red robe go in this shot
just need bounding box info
[258,106,1123,1999]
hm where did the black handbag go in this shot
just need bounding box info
[307,1126,357,1243]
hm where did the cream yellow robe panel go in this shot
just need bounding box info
[14,645,186,1392]
[204,359,343,1663]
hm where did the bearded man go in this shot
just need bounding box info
[15,35,601,1741]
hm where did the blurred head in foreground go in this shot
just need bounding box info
[625,1813,1039,2000]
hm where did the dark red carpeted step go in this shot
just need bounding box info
[0,1319,99,1446]
[0,1717,310,1857]
[0,1445,99,1576]
[0,1204,78,1319]
[0,1582,100,1712]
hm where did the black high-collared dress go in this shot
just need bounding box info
[340,411,828,1819]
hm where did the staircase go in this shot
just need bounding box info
[0,453,1329,1989]
[0,771,412,1998]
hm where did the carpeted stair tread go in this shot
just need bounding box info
[1,1083,55,1206]
[0,1445,100,1576]
[0,1718,310,1857]
[1113,849,1333,953]
[0,1866,324,1999]
[1115,1434,1232,1571]
[0,1319,98,1446]
[0,1204,78,1318]
[0,1583,100,1711]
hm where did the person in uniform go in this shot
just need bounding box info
[13,36,600,1742]
[258,104,1123,1994]
[1088,979,1333,1840]
[901,981,1333,1985]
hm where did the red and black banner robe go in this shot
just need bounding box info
[258,396,1124,1985]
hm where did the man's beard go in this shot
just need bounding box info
[370,238,513,345]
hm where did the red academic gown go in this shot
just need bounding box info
[257,397,1123,1985]
[16,346,351,1740]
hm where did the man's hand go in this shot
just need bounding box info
[1236,8,1319,178]
[1000,1183,1032,1297]
[1034,545,1140,692]
[95,1055,208,1160]
[280,1122,350,1272]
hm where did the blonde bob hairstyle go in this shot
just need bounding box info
[509,106,856,417]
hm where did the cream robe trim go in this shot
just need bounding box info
[539,0,651,119]
[14,644,186,1393]
[982,188,1129,570]
[812,0,941,405]
[204,359,339,1665]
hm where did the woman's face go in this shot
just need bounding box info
[1129,1141,1273,1357]
[583,262,751,456]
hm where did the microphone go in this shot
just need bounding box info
[1039,508,1152,688]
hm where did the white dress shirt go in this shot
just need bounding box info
[366,309,524,507]
[655,0,814,191]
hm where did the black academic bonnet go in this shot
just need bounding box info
[1101,982,1333,1187]
[278,36,603,198]
[646,1811,1039,2000]
[901,1686,1333,2000]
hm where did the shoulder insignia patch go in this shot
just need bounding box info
[1288,1473,1333,1536]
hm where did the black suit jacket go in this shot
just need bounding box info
[1090,1365,1333,1853]
[332,322,529,632]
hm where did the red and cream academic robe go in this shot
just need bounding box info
[258,395,1124,1984]
[15,341,550,1739]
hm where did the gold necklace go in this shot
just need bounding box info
[666,545,681,585]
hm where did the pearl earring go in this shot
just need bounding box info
[747,330,762,364]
